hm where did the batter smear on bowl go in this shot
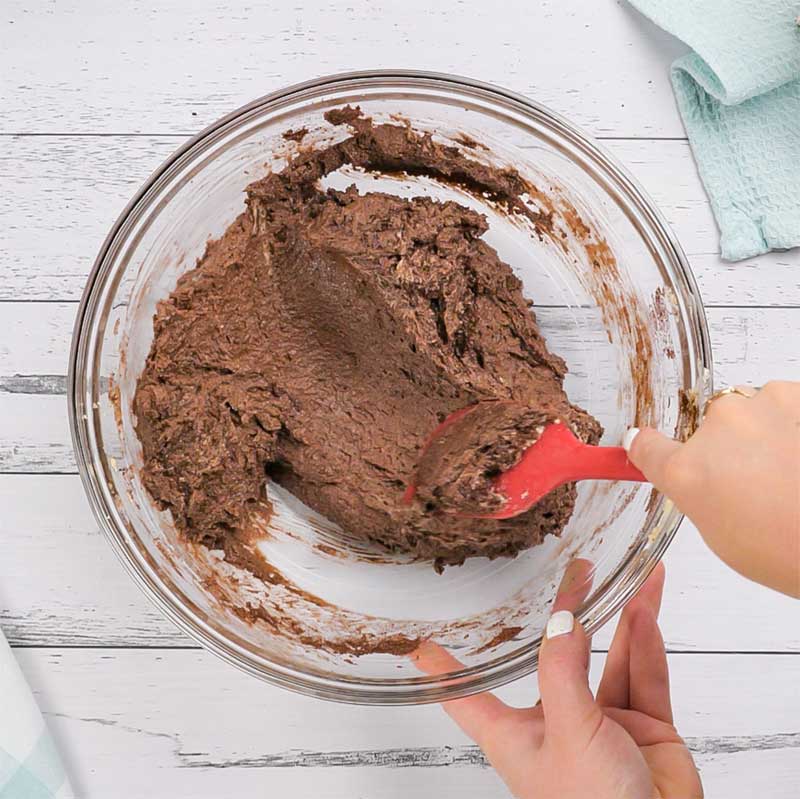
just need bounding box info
[134,106,602,570]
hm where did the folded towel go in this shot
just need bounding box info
[628,0,800,261]
[0,631,73,799]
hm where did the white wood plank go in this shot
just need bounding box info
[0,302,73,375]
[1,135,798,303]
[1,473,797,653]
[0,394,72,473]
[0,474,181,646]
[13,648,800,798]
[1,304,798,475]
[3,0,689,137]
[4,4,796,793]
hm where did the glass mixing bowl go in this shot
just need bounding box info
[69,71,711,704]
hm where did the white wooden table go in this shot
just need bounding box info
[2,2,798,796]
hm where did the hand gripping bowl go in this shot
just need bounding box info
[69,71,711,704]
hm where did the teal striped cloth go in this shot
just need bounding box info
[0,632,73,799]
[629,0,800,261]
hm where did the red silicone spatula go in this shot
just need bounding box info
[405,407,646,520]
[484,421,646,519]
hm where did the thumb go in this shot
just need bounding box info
[538,610,600,747]
[623,427,682,492]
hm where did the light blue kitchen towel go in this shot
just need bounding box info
[0,631,73,799]
[628,0,800,261]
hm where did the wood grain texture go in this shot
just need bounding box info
[3,0,689,138]
[174,736,800,768]
[16,648,799,798]
[3,1,800,794]
[2,473,798,652]
[1,135,798,303]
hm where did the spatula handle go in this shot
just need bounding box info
[573,445,646,482]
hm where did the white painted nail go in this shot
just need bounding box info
[622,427,640,453]
[546,610,574,639]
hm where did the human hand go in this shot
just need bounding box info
[414,562,702,798]
[625,381,800,597]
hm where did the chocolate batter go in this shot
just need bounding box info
[134,107,602,570]
[413,401,560,516]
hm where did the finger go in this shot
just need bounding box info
[603,707,683,747]
[703,389,752,421]
[553,558,594,613]
[604,709,702,799]
[412,638,467,675]
[623,427,682,490]
[412,640,515,748]
[595,617,630,709]
[439,692,516,751]
[538,610,601,747]
[636,561,666,619]
[553,558,595,656]
[596,563,666,708]
[606,708,705,799]
[628,604,673,724]
[758,380,800,415]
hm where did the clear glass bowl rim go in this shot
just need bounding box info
[68,69,713,705]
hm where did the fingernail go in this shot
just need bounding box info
[546,609,574,639]
[622,427,640,453]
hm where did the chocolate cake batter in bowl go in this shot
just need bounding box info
[69,72,711,703]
